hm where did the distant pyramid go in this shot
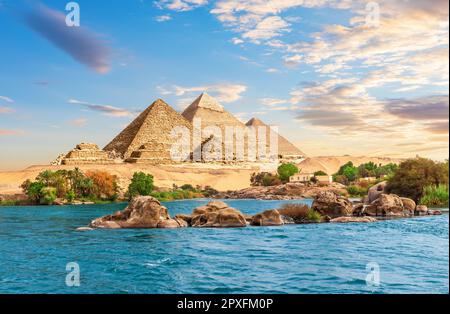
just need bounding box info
[182,93,246,161]
[245,117,306,158]
[104,99,192,160]
[182,93,245,129]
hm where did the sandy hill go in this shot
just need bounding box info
[298,156,404,175]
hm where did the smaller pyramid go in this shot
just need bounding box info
[245,117,306,158]
[104,99,192,160]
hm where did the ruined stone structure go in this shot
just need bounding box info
[62,143,115,165]
[104,99,193,163]
[245,117,305,160]
[126,141,173,164]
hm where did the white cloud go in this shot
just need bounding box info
[163,83,247,103]
[0,106,13,114]
[156,0,208,12]
[155,15,172,22]
[261,98,287,107]
[231,37,244,44]
[266,68,279,73]
[241,15,290,43]
[68,99,135,117]
[283,54,302,68]
[0,96,14,103]
[71,118,88,127]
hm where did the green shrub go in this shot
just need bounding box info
[180,184,195,191]
[386,158,448,202]
[202,186,218,197]
[306,209,323,223]
[346,185,368,197]
[40,187,57,205]
[25,181,45,203]
[277,163,299,183]
[314,170,328,176]
[127,172,154,199]
[420,184,449,207]
[66,190,76,203]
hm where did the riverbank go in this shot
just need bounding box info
[215,182,348,200]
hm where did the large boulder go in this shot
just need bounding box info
[311,191,353,217]
[191,201,247,228]
[400,197,416,212]
[89,196,171,229]
[157,218,188,228]
[366,194,412,217]
[251,209,284,226]
[415,205,428,216]
[367,181,387,203]
[330,216,377,223]
[174,214,192,225]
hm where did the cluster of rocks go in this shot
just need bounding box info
[353,181,442,217]
[82,197,296,230]
[88,196,187,229]
[215,182,348,200]
[80,186,444,230]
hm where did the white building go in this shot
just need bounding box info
[289,173,314,183]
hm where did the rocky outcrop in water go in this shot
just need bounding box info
[190,201,247,228]
[89,196,184,229]
[367,181,387,203]
[251,209,284,226]
[311,191,353,218]
[364,194,413,217]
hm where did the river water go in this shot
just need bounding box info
[0,199,448,293]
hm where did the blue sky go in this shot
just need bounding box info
[0,0,448,170]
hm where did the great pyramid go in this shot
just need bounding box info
[245,117,305,159]
[104,99,192,162]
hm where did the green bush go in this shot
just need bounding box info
[40,187,57,205]
[306,209,323,223]
[262,173,282,186]
[66,190,76,203]
[420,184,449,207]
[346,185,368,197]
[23,180,45,203]
[127,172,154,199]
[277,163,299,183]
[21,168,121,204]
[386,158,448,202]
[314,170,327,176]
[180,184,195,191]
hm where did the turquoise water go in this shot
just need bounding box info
[0,199,448,294]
